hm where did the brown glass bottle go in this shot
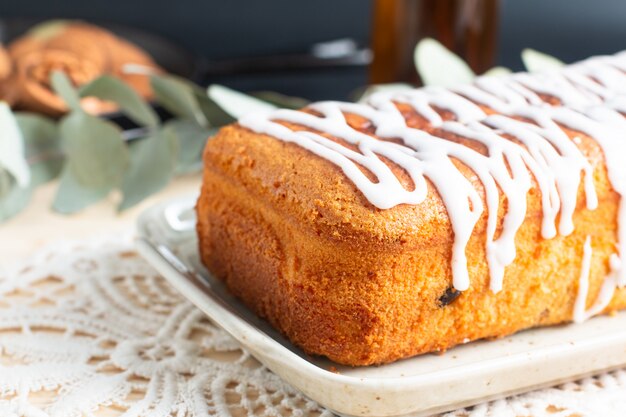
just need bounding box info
[369,0,499,85]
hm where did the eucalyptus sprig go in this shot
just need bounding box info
[413,38,565,87]
[0,109,61,220]
[0,70,308,222]
[0,41,563,223]
[353,39,564,102]
[49,70,229,213]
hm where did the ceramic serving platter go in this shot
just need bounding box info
[136,194,626,417]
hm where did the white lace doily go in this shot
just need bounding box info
[1,236,626,417]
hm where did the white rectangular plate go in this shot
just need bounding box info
[136,195,626,417]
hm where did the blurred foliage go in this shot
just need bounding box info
[0,39,560,222]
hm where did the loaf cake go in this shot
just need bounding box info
[197,52,626,366]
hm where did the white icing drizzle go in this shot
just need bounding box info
[573,236,593,323]
[573,236,621,323]
[470,54,626,115]
[239,52,626,294]
[547,104,626,286]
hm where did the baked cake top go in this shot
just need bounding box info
[236,52,626,302]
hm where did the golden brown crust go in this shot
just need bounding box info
[197,112,626,365]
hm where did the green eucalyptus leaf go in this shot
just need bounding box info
[154,73,203,93]
[207,84,276,119]
[160,74,234,125]
[80,76,159,128]
[150,74,235,126]
[166,75,234,125]
[482,66,513,77]
[16,112,64,186]
[0,168,12,199]
[414,38,475,87]
[353,83,413,103]
[119,129,178,211]
[53,165,111,214]
[0,169,32,221]
[151,74,208,127]
[521,48,565,73]
[15,112,58,143]
[252,91,309,109]
[50,71,81,111]
[153,73,207,97]
[194,92,235,127]
[53,110,127,214]
[30,156,63,187]
[59,111,128,189]
[166,119,215,174]
[0,112,64,222]
[0,102,30,187]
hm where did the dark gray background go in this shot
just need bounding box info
[1,0,625,99]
